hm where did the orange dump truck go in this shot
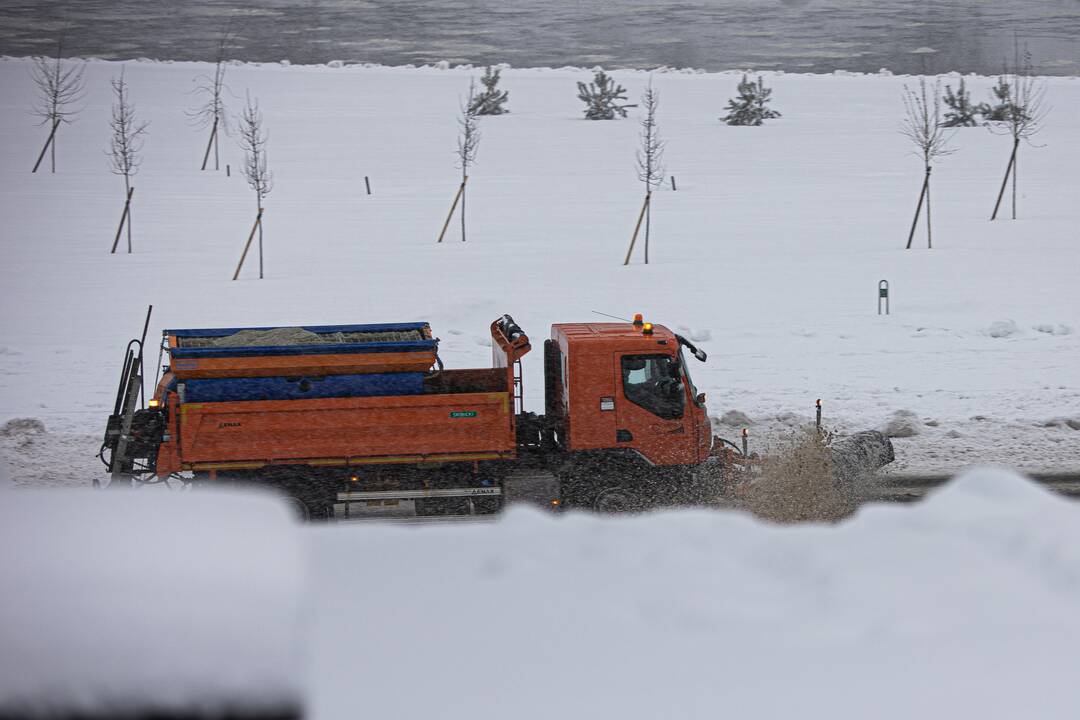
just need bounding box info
[102,313,892,517]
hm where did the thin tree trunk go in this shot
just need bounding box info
[232,209,263,280]
[32,118,60,173]
[110,186,135,254]
[51,130,56,173]
[623,193,651,265]
[905,172,929,249]
[201,119,218,171]
[214,123,220,171]
[460,169,467,242]
[1011,139,1018,220]
[925,169,932,250]
[125,176,133,253]
[991,141,1017,221]
[644,197,651,264]
[437,177,467,243]
[257,196,264,279]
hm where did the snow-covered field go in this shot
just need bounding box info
[5,467,1080,718]
[0,58,1078,482]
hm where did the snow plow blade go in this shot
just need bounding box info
[830,430,895,486]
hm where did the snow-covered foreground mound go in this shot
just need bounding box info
[0,59,1077,482]
[309,467,1080,719]
[0,484,305,718]
[2,467,1078,718]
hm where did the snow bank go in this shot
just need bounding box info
[0,488,305,717]
[3,469,1078,717]
[307,467,1080,719]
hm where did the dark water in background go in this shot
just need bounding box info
[3,0,1079,75]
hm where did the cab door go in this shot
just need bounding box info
[613,352,697,465]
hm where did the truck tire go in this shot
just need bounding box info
[591,486,641,513]
[471,496,504,515]
[283,495,311,522]
[260,468,338,521]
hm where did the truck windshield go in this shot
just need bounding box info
[621,354,684,420]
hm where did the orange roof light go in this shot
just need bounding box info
[642,322,654,336]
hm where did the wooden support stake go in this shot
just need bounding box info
[670,175,677,191]
[990,140,1017,221]
[905,172,929,250]
[32,118,61,174]
[437,176,468,243]
[365,176,371,195]
[110,186,136,254]
[232,208,264,280]
[226,163,231,177]
[623,193,651,266]
[200,119,218,171]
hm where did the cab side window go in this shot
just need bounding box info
[620,354,684,420]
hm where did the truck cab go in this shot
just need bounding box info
[544,321,712,468]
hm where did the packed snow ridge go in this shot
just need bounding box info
[3,468,1080,718]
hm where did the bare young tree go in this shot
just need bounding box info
[187,24,234,171]
[901,77,954,249]
[989,41,1048,221]
[107,67,148,254]
[30,35,86,173]
[456,80,481,243]
[628,78,665,265]
[237,92,272,279]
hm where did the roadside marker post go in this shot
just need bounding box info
[878,280,890,315]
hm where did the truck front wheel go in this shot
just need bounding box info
[591,486,642,513]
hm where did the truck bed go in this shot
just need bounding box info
[150,318,528,477]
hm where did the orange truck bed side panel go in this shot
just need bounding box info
[173,391,514,469]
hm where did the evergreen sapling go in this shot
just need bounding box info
[721,74,781,126]
[577,71,635,120]
[469,66,509,116]
[982,77,1013,122]
[942,79,980,127]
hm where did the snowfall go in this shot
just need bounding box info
[1,56,1079,718]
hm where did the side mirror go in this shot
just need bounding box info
[695,392,707,406]
[692,348,707,362]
